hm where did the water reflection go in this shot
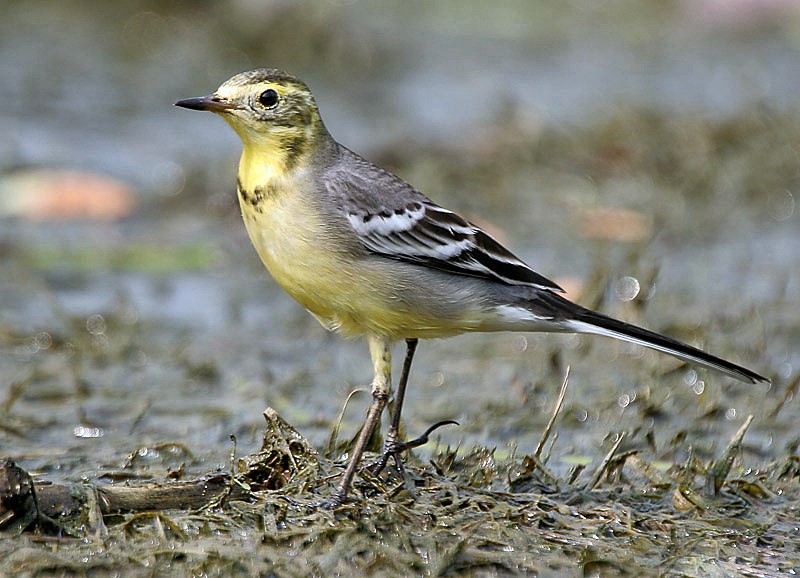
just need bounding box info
[615,276,641,302]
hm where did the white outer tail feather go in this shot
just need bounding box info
[564,319,761,383]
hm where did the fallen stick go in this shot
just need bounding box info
[0,407,319,533]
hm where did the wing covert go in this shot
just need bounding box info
[326,147,563,292]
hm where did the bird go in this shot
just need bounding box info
[175,68,769,506]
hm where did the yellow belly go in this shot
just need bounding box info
[239,188,392,337]
[237,175,488,340]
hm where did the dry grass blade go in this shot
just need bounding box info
[326,388,367,459]
[625,453,670,487]
[706,414,754,496]
[534,366,570,461]
[1,372,32,415]
[585,432,626,490]
[769,373,799,418]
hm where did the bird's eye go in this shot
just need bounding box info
[258,89,279,108]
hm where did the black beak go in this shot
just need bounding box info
[174,95,238,113]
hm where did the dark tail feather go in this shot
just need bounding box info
[543,294,769,384]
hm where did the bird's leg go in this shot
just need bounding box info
[370,339,459,482]
[323,335,392,508]
[369,338,417,478]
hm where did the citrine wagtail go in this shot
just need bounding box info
[176,69,769,506]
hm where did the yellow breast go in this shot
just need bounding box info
[235,147,484,340]
[237,173,393,337]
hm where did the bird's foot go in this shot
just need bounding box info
[297,420,459,508]
[369,419,459,480]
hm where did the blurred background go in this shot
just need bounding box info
[1,0,798,480]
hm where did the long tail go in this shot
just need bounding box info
[539,293,769,384]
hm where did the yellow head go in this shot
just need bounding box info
[176,69,326,179]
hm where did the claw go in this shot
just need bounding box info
[370,419,460,478]
[402,419,459,451]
